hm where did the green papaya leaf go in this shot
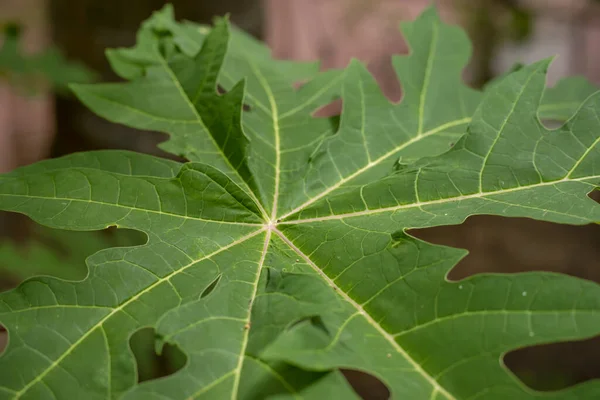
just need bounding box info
[0,5,599,400]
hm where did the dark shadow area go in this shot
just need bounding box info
[505,337,600,391]
[129,327,187,384]
[342,369,390,400]
[411,216,600,282]
[0,324,6,355]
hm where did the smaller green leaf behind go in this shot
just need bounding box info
[0,24,95,94]
[0,226,143,283]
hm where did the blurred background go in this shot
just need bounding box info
[0,0,599,398]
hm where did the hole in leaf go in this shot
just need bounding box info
[0,324,7,355]
[129,327,186,383]
[200,274,221,299]
[342,369,390,400]
[505,336,600,391]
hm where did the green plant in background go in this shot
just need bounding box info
[0,22,95,94]
[0,227,144,283]
[0,5,599,399]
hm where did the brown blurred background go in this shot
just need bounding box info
[0,0,599,398]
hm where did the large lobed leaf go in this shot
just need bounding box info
[0,5,599,400]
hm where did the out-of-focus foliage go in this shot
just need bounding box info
[505,1,532,43]
[0,226,145,283]
[0,22,96,95]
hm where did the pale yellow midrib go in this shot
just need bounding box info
[280,174,599,224]
[273,228,456,400]
[478,67,538,193]
[0,193,262,227]
[277,117,470,221]
[245,60,281,222]
[567,136,600,178]
[417,22,438,136]
[229,230,271,399]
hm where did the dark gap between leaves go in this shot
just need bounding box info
[0,211,30,242]
[589,189,600,205]
[281,316,390,399]
[0,324,6,355]
[0,218,147,289]
[505,337,600,392]
[51,103,184,163]
[129,327,186,383]
[410,215,600,391]
[342,369,390,400]
[312,99,342,137]
[312,98,342,119]
[369,54,403,103]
